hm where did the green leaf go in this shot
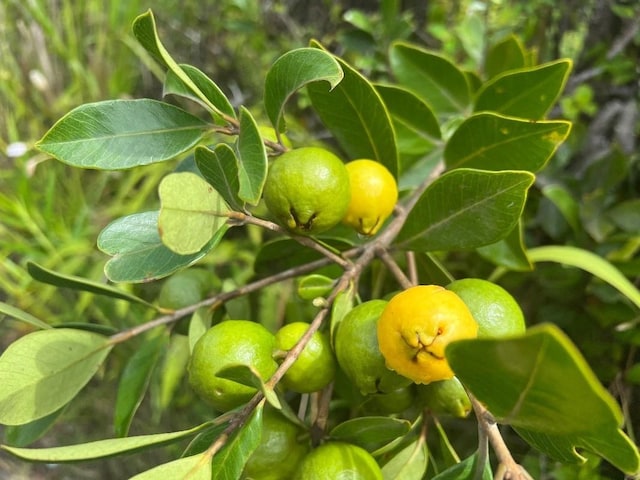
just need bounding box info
[264,47,344,132]
[1,422,211,462]
[164,64,236,121]
[210,403,263,479]
[98,211,221,283]
[158,334,192,411]
[0,329,112,425]
[26,261,155,308]
[375,84,441,140]
[381,437,428,480]
[195,144,243,211]
[308,41,398,177]
[607,198,640,233]
[114,333,168,437]
[447,324,640,474]
[445,113,571,172]
[485,34,527,79]
[130,454,211,480]
[329,284,355,344]
[432,453,492,480]
[217,365,281,409]
[330,416,411,452]
[476,222,532,271]
[396,169,535,252]
[0,302,51,330]
[236,107,268,205]
[4,407,67,448]
[389,42,471,117]
[297,274,335,300]
[541,184,581,232]
[158,172,230,255]
[527,246,640,310]
[474,60,572,119]
[36,99,208,170]
[182,420,232,457]
[132,10,226,118]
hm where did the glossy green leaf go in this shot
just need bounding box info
[114,333,168,437]
[474,60,572,119]
[26,262,155,308]
[210,404,263,479]
[132,10,226,118]
[36,99,208,170]
[158,172,230,254]
[528,246,640,309]
[297,274,335,300]
[381,437,428,480]
[396,169,534,252]
[236,107,268,205]
[447,323,640,474]
[98,211,223,283]
[308,41,398,177]
[476,222,532,271]
[195,144,243,211]
[217,365,281,409]
[432,453,492,480]
[264,47,344,132]
[0,329,112,425]
[330,416,411,452]
[164,64,236,121]
[1,422,211,462]
[375,84,441,140]
[130,454,211,480]
[485,34,526,79]
[0,302,51,330]
[4,407,67,448]
[445,113,571,172]
[389,42,471,117]
[182,421,232,457]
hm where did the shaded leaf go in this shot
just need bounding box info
[157,334,191,412]
[432,452,492,480]
[445,113,571,172]
[182,420,232,457]
[0,302,51,330]
[0,329,112,425]
[308,41,398,177]
[164,64,236,121]
[158,172,230,254]
[485,34,527,79]
[4,407,67,448]
[264,47,343,132]
[1,422,211,462]
[114,333,168,437]
[195,144,243,211]
[476,222,532,271]
[528,246,640,310]
[98,211,223,283]
[474,60,572,119]
[447,324,640,474]
[375,84,441,140]
[541,184,581,232]
[389,42,471,117]
[395,169,534,252]
[217,365,281,409]
[36,99,208,170]
[330,416,411,452]
[236,107,268,205]
[381,437,428,480]
[26,261,155,308]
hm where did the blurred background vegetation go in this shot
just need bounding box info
[1,0,638,478]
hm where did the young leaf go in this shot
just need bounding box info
[308,41,398,177]
[380,437,428,480]
[164,64,236,121]
[375,84,441,141]
[474,59,572,119]
[114,333,169,437]
[485,34,527,79]
[0,329,113,425]
[195,144,243,211]
[329,416,411,452]
[0,302,51,330]
[527,246,640,309]
[1,422,212,462]
[444,113,571,172]
[26,261,155,308]
[129,454,211,480]
[447,323,640,475]
[36,99,208,170]
[395,169,535,252]
[389,42,471,117]
[98,211,222,283]
[264,47,343,133]
[236,107,268,205]
[158,172,230,254]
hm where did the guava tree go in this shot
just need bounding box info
[1,9,639,480]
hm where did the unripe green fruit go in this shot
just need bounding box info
[263,147,350,235]
[415,376,471,418]
[293,442,383,480]
[158,268,213,335]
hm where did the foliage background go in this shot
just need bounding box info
[0,0,638,478]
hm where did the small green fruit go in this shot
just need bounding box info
[416,376,471,418]
[293,442,383,480]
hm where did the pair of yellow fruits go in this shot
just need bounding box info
[263,147,398,236]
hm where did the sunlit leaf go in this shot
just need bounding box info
[130,454,211,480]
[0,302,51,330]
[381,437,428,480]
[236,107,268,205]
[36,100,208,170]
[0,329,112,425]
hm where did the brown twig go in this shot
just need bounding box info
[376,247,413,289]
